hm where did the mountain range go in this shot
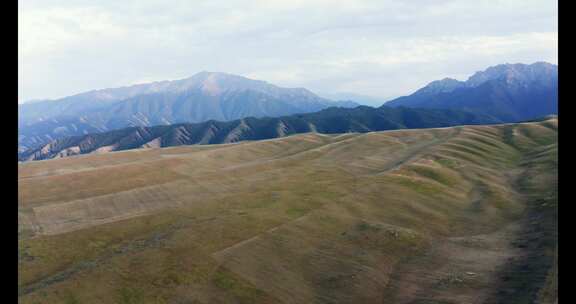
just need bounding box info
[385,62,558,121]
[18,62,558,161]
[18,106,498,161]
[18,72,358,151]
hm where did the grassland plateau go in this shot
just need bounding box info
[18,118,557,304]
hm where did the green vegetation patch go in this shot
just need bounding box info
[386,174,448,197]
[116,287,145,304]
[212,267,268,304]
[286,207,310,218]
[516,125,557,146]
[408,164,459,187]
[62,291,81,304]
[433,157,461,169]
[348,220,427,255]
[441,142,517,167]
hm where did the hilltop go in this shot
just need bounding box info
[18,118,557,303]
[19,106,498,162]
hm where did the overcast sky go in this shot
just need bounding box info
[18,0,557,104]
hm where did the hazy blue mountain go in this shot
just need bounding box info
[18,72,358,151]
[385,62,558,121]
[19,105,499,161]
[317,92,394,107]
[411,78,466,97]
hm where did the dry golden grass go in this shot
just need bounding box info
[18,119,557,303]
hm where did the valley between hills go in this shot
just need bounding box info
[18,118,557,303]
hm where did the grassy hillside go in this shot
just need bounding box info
[18,118,557,303]
[19,106,499,162]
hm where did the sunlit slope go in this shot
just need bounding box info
[18,118,557,304]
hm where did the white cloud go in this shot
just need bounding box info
[18,0,557,102]
[18,7,125,56]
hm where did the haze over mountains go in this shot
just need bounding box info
[18,72,358,151]
[386,62,558,121]
[17,63,559,302]
[18,62,558,160]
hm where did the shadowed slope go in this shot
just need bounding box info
[18,118,557,304]
[19,106,498,161]
[385,62,558,122]
[18,72,358,151]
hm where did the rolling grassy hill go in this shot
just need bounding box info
[18,118,557,303]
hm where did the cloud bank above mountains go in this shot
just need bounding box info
[19,0,557,103]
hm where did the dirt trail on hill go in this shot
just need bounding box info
[18,120,557,304]
[381,221,524,303]
[374,127,462,175]
[379,125,557,304]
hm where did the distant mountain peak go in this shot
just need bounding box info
[19,106,499,161]
[18,71,359,151]
[174,71,286,96]
[414,62,558,97]
[415,77,465,96]
[385,61,558,122]
[186,71,245,81]
[427,77,463,87]
[193,72,225,96]
[465,62,557,87]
